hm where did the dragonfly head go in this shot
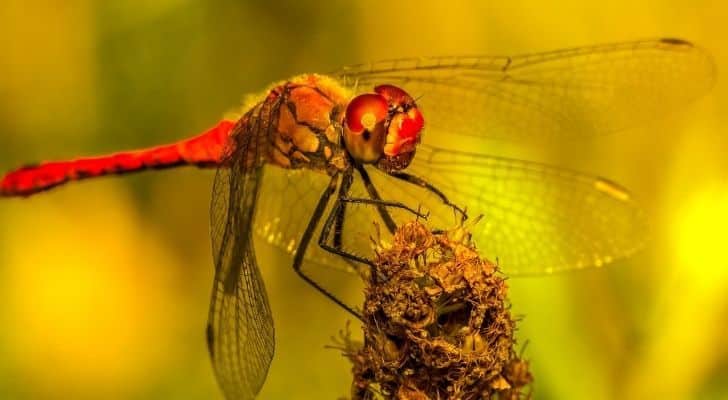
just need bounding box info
[343,84,423,170]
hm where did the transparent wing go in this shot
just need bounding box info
[365,145,648,275]
[208,108,275,399]
[252,146,647,277]
[335,38,715,143]
[254,165,382,313]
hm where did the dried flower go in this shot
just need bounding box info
[343,220,532,399]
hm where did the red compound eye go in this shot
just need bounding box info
[345,93,388,133]
[399,108,424,141]
[374,84,415,106]
[383,107,424,157]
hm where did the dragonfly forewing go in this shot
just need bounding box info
[336,38,715,144]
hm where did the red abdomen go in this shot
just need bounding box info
[1,120,235,197]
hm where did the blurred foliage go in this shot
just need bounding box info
[0,1,726,399]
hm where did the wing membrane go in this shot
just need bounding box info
[369,145,648,275]
[335,38,715,143]
[253,165,379,313]
[208,107,275,399]
[252,145,647,277]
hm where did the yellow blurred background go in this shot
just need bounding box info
[0,1,726,399]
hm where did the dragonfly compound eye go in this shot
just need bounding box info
[344,93,388,163]
[383,106,424,157]
[371,84,424,158]
[374,84,415,105]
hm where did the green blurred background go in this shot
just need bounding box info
[0,1,726,399]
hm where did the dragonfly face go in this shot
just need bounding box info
[343,84,424,171]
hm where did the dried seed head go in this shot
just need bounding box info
[343,220,532,399]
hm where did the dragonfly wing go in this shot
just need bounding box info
[335,38,715,142]
[365,145,648,275]
[254,165,385,313]
[208,111,274,399]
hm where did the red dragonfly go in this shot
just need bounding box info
[0,38,714,399]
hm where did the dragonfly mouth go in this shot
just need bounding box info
[377,149,416,172]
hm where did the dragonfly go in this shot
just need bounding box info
[0,38,714,399]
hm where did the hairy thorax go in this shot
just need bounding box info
[262,74,352,174]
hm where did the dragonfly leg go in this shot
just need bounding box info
[339,197,428,219]
[321,164,427,265]
[316,167,374,269]
[317,195,429,289]
[317,195,427,267]
[387,171,467,221]
[318,200,376,267]
[291,172,362,318]
[327,166,426,253]
[333,196,346,248]
[355,164,398,234]
[331,167,355,250]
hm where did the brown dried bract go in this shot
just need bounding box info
[344,221,532,400]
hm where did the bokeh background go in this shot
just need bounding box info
[0,1,726,399]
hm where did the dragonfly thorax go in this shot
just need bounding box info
[265,75,351,174]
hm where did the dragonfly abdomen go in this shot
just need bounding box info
[0,120,235,197]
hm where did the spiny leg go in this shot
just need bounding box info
[291,172,361,318]
[319,201,374,267]
[340,197,427,218]
[298,170,429,317]
[331,165,415,273]
[332,166,355,249]
[356,164,398,234]
[387,171,467,221]
[318,167,373,267]
[318,196,427,266]
[322,165,426,266]
[333,199,346,249]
